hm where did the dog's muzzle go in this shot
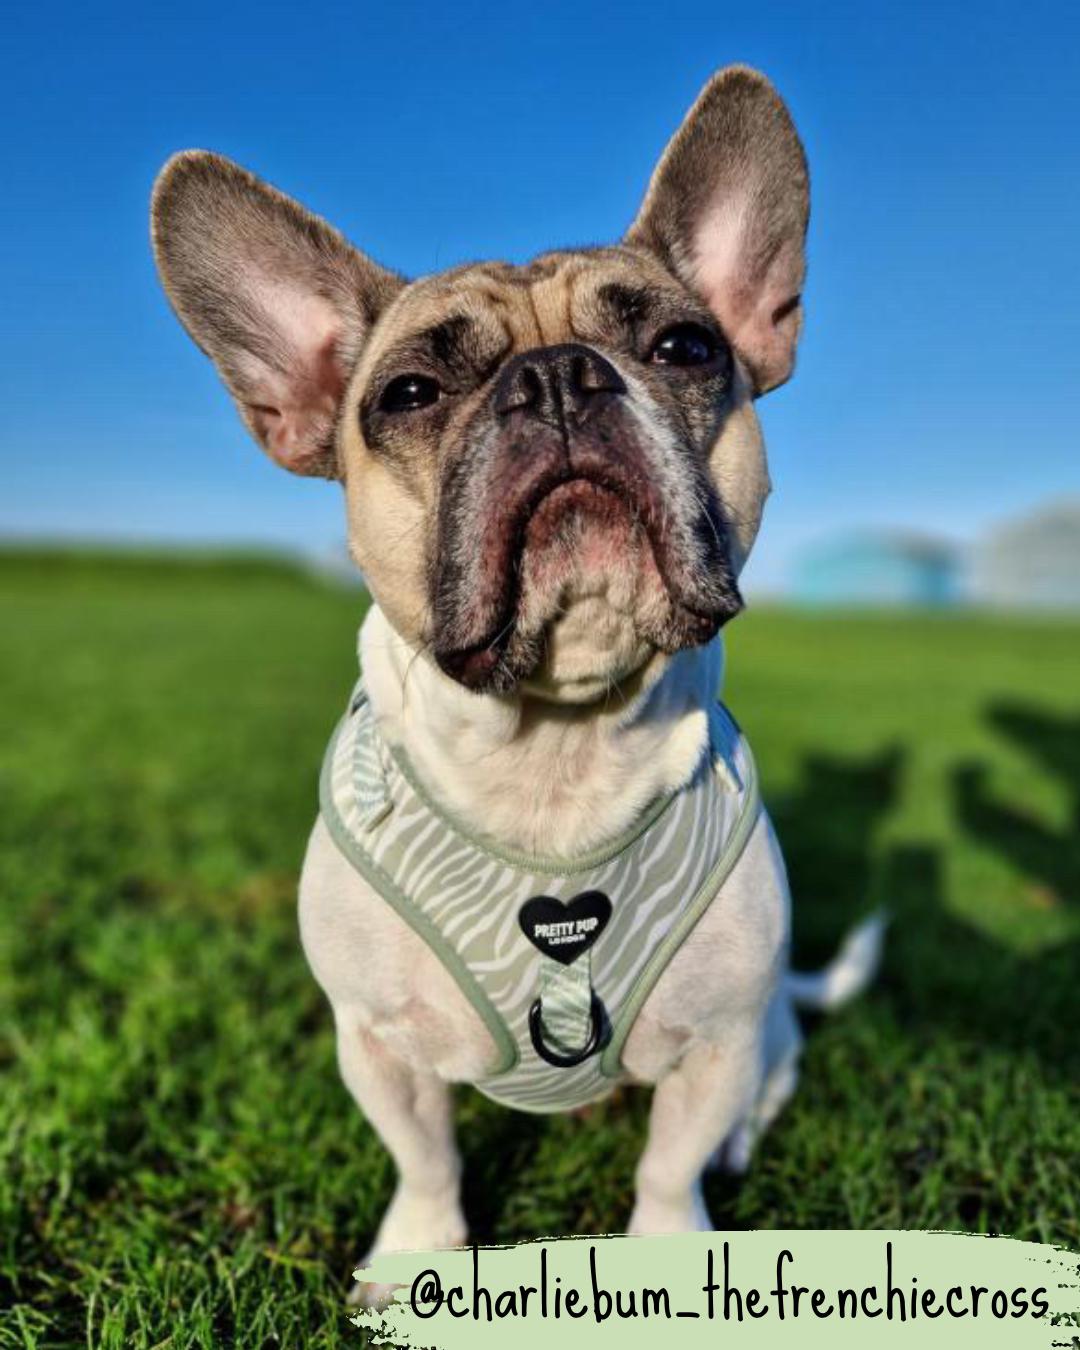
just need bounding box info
[431,342,742,690]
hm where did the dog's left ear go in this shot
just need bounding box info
[628,66,809,395]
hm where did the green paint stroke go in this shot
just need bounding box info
[352,1230,1080,1348]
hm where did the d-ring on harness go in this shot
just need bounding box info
[319,664,762,1115]
[529,992,607,1066]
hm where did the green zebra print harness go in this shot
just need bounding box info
[319,676,762,1114]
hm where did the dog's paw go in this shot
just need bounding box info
[373,1182,468,1254]
[627,1186,712,1236]
[347,1278,404,1311]
[349,1183,468,1307]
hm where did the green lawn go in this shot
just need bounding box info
[2,551,1078,1348]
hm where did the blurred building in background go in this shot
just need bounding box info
[971,501,1080,611]
[790,531,961,607]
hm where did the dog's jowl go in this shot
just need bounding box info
[152,64,883,1302]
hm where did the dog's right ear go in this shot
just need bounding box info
[151,151,403,478]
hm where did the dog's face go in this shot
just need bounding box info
[152,66,808,701]
[345,247,763,698]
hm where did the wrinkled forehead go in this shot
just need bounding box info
[355,246,699,384]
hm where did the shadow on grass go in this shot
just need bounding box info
[769,742,905,965]
[931,699,1080,1074]
[770,716,1079,1075]
[953,701,1080,910]
[882,845,1080,1076]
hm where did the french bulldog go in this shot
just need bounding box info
[151,64,882,1300]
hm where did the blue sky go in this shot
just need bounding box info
[3,0,1077,592]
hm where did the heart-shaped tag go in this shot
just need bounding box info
[518,890,612,965]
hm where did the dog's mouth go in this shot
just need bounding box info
[519,474,640,570]
[432,445,743,692]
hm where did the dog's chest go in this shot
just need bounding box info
[300,803,786,1090]
[300,684,778,1105]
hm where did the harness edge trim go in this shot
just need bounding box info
[598,724,764,1079]
[386,736,687,878]
[317,714,520,1077]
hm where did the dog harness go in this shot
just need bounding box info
[319,676,762,1114]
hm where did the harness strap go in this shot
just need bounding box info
[534,954,599,1060]
[598,739,761,1077]
[318,686,764,1102]
[318,714,520,1075]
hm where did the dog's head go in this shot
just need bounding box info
[152,66,808,701]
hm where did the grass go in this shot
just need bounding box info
[1,549,1078,1348]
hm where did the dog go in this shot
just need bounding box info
[151,64,883,1300]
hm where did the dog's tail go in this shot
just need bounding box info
[785,911,888,1012]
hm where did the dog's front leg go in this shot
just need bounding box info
[628,1024,762,1235]
[335,1012,465,1302]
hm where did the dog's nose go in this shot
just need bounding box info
[493,343,626,428]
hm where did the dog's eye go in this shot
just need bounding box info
[648,323,720,367]
[378,374,441,413]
